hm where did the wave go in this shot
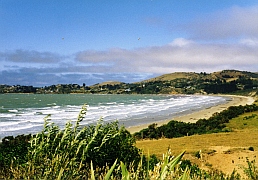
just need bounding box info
[0,95,228,139]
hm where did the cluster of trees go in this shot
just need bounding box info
[202,81,238,94]
[202,77,256,94]
[0,134,31,168]
[134,104,258,140]
[0,85,36,93]
[0,84,90,94]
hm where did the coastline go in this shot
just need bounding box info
[126,95,256,134]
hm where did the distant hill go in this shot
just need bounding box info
[1,70,258,95]
[212,70,258,81]
[141,72,199,82]
[141,70,258,83]
[132,69,258,95]
[90,81,124,87]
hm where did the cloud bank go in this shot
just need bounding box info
[76,38,258,73]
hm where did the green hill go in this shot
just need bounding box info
[132,70,258,95]
[143,70,258,83]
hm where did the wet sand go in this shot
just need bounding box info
[127,95,255,133]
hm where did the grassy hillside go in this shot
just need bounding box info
[142,72,199,82]
[87,69,258,95]
[144,70,258,83]
[136,100,258,176]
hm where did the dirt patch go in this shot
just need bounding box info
[184,146,258,177]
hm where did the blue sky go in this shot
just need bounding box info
[1,0,258,86]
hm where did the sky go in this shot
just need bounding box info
[0,0,258,87]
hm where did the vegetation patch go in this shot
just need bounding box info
[249,147,255,151]
[134,104,258,140]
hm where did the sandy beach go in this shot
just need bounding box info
[127,95,256,133]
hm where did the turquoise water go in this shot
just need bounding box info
[0,94,229,139]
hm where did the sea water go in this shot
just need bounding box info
[0,94,229,139]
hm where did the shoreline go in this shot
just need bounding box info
[126,95,256,134]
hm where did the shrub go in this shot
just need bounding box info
[242,158,258,179]
[194,151,201,159]
[248,146,255,151]
[0,134,31,168]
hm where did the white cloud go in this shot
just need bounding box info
[240,38,258,46]
[185,5,258,40]
[0,49,63,63]
[169,38,194,47]
[76,38,258,74]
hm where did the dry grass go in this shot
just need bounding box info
[142,72,198,82]
[136,129,258,158]
[142,70,258,83]
[226,112,258,130]
[136,106,258,176]
[136,107,258,157]
[90,81,123,87]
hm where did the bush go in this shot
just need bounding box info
[194,151,201,159]
[248,146,255,151]
[0,134,31,168]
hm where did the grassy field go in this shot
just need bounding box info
[136,130,258,158]
[136,100,258,176]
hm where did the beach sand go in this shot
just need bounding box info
[127,95,256,134]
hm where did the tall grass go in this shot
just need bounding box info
[10,104,90,179]
[2,105,122,178]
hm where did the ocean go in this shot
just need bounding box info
[0,94,229,139]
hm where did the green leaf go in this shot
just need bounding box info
[104,159,117,180]
[57,167,65,180]
[160,151,185,180]
[179,166,190,180]
[90,161,95,180]
[121,161,130,180]
[168,151,185,171]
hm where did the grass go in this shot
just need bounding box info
[142,72,198,82]
[136,100,258,176]
[225,112,258,130]
[136,130,258,159]
[136,100,258,156]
